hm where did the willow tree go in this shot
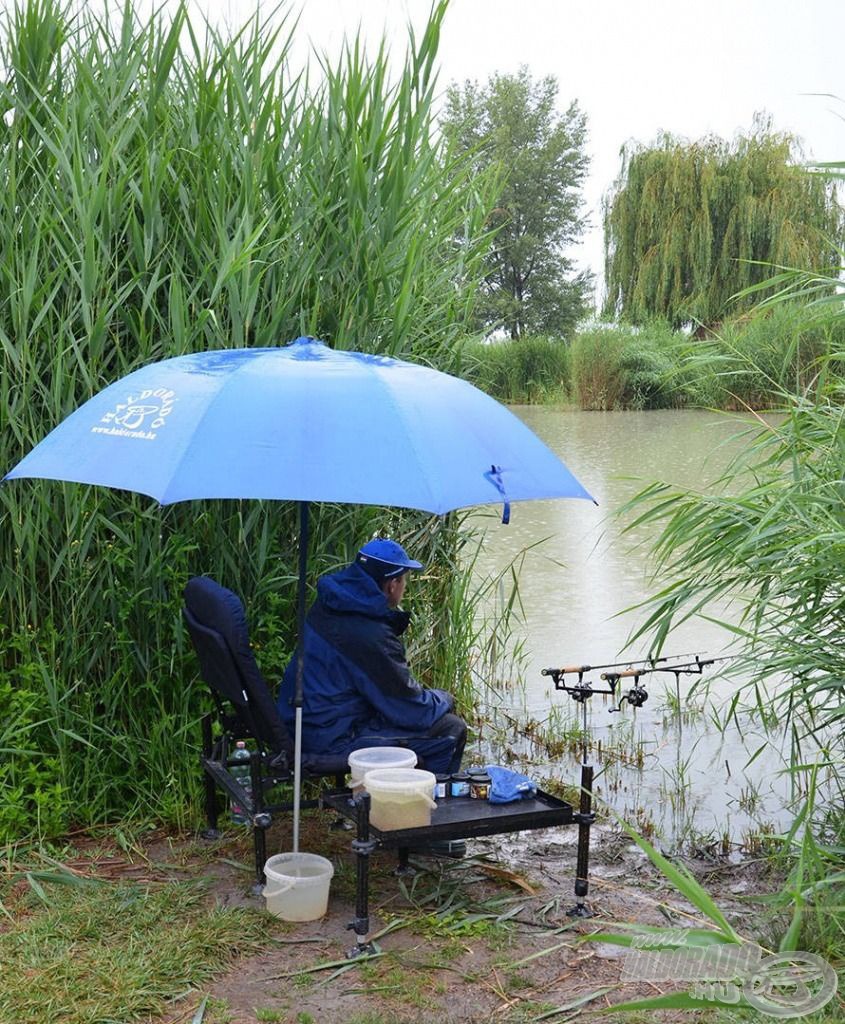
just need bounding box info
[602,120,843,327]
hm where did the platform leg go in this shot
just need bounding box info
[347,792,377,957]
[395,846,415,876]
[252,825,267,895]
[568,762,595,918]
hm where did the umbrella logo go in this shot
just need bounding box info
[93,388,176,440]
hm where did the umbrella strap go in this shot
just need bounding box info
[485,465,511,525]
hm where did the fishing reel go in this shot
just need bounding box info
[610,684,649,713]
[541,666,636,711]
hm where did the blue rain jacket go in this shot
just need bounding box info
[276,563,452,754]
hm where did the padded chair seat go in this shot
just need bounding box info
[302,751,352,774]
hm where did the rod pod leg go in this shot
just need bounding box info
[568,762,595,918]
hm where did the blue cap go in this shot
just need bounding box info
[356,538,423,581]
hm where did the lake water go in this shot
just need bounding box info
[470,408,802,850]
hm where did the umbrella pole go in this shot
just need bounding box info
[292,500,310,854]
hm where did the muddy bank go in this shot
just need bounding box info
[141,810,785,1024]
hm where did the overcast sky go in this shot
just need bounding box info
[189,0,844,302]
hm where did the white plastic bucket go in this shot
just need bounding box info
[363,768,437,830]
[347,746,417,793]
[263,852,334,921]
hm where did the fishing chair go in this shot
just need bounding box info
[182,576,349,886]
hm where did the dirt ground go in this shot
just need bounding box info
[106,808,783,1024]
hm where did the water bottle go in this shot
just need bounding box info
[230,741,252,824]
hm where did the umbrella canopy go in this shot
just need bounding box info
[6,337,594,512]
[5,336,595,851]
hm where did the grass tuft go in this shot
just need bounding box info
[0,877,265,1024]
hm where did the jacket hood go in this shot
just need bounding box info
[316,563,410,632]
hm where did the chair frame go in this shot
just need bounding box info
[198,712,345,887]
[183,577,347,887]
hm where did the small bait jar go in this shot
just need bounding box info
[469,771,491,800]
[450,771,471,798]
[434,773,451,800]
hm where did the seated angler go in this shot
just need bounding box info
[277,538,467,778]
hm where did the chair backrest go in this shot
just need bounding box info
[182,576,292,759]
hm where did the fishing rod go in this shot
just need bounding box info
[541,652,704,678]
[600,655,731,680]
[600,656,731,712]
[541,655,730,714]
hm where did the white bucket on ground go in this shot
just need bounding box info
[263,852,334,921]
[363,768,437,830]
[347,746,417,793]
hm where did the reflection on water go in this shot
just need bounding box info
[471,408,800,848]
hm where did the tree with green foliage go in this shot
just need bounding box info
[603,118,843,328]
[441,66,592,339]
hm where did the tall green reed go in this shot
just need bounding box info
[570,322,677,410]
[0,0,495,840]
[567,310,839,411]
[570,325,629,409]
[607,162,845,975]
[613,307,845,915]
[667,303,845,410]
[618,381,845,737]
[452,334,571,404]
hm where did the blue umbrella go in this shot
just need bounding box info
[7,337,593,510]
[5,336,595,847]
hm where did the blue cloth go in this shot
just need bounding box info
[485,765,537,804]
[277,563,455,768]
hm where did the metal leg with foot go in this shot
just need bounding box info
[347,792,378,958]
[395,846,414,876]
[251,752,271,895]
[568,762,595,918]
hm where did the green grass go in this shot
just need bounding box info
[0,876,265,1024]
[587,807,844,1021]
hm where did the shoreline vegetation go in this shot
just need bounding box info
[0,0,838,854]
[453,303,845,410]
[0,0,841,1018]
